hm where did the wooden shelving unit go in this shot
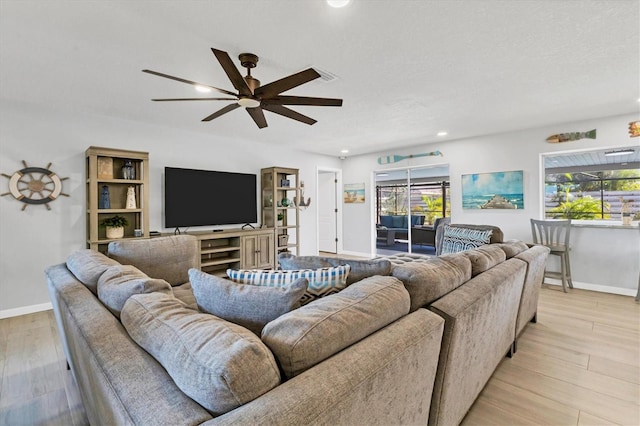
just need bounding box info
[195,229,275,276]
[85,147,149,252]
[261,167,300,261]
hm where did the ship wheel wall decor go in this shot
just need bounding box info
[1,160,69,210]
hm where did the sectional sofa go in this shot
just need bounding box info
[46,230,549,425]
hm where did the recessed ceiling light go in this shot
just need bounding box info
[327,0,350,8]
[604,149,635,157]
[195,85,212,93]
[341,149,349,153]
[437,131,448,136]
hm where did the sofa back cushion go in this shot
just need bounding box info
[379,216,394,228]
[261,275,410,379]
[459,245,507,276]
[97,264,172,318]
[391,255,472,311]
[392,215,406,228]
[226,265,350,305]
[66,249,120,294]
[410,215,425,226]
[277,253,392,285]
[108,235,198,286]
[497,240,530,258]
[121,292,281,416]
[189,268,308,335]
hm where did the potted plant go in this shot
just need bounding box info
[100,215,129,239]
[277,212,284,227]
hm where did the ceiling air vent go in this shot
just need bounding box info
[312,67,339,83]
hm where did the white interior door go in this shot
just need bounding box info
[318,171,337,253]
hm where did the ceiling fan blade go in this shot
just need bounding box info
[255,68,321,98]
[246,106,268,129]
[211,48,252,96]
[202,103,241,122]
[262,104,317,125]
[142,69,237,96]
[263,95,343,107]
[152,97,237,102]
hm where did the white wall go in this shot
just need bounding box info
[341,113,639,293]
[0,99,341,314]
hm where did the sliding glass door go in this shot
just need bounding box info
[375,166,449,256]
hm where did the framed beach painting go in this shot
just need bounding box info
[343,183,365,203]
[461,170,524,209]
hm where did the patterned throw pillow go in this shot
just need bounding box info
[440,225,493,255]
[226,265,351,305]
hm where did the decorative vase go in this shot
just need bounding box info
[125,186,136,209]
[122,160,135,180]
[99,185,111,209]
[106,226,124,239]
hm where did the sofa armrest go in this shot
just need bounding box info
[208,309,444,426]
[427,258,525,426]
[46,264,212,426]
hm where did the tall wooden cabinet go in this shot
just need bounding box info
[86,147,149,252]
[261,167,300,259]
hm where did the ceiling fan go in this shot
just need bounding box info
[142,48,343,129]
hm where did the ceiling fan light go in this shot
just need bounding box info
[238,98,260,108]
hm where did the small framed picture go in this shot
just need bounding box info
[280,179,290,187]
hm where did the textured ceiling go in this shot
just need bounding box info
[1,0,639,157]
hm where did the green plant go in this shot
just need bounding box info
[277,212,284,221]
[420,195,445,225]
[100,215,129,228]
[548,191,609,219]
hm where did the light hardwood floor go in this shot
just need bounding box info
[1,285,638,425]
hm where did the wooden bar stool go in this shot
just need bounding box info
[530,219,573,292]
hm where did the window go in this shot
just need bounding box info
[543,148,639,221]
[376,181,450,225]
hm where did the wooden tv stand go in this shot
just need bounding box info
[168,228,276,276]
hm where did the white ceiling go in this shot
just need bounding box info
[1,0,639,158]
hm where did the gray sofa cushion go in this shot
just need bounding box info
[277,253,392,285]
[171,281,197,310]
[189,268,308,335]
[108,235,198,286]
[261,275,410,379]
[121,292,281,416]
[226,265,350,305]
[97,264,172,318]
[497,240,530,258]
[66,249,120,294]
[460,245,507,276]
[391,255,472,311]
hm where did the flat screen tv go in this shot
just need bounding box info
[164,167,257,229]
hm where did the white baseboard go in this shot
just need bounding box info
[338,250,373,258]
[0,302,52,320]
[544,279,636,297]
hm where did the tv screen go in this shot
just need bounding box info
[164,167,257,228]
